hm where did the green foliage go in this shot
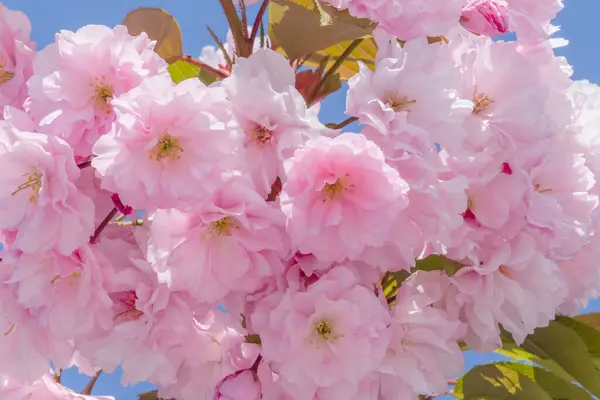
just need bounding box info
[268,0,377,80]
[453,362,592,399]
[167,60,219,85]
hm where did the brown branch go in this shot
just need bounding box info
[249,0,270,51]
[181,55,229,79]
[327,116,358,130]
[90,208,117,244]
[81,370,102,395]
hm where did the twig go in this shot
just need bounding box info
[249,0,270,50]
[250,355,263,373]
[307,38,364,106]
[181,55,229,79]
[53,369,62,384]
[81,370,102,395]
[327,116,358,130]
[90,208,117,244]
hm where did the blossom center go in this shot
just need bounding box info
[0,56,14,86]
[322,178,347,201]
[111,290,144,322]
[315,320,333,340]
[50,271,82,285]
[473,92,493,115]
[208,216,239,237]
[90,76,114,114]
[385,95,416,112]
[150,132,184,162]
[250,123,273,146]
[12,171,43,203]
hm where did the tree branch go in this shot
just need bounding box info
[81,370,102,395]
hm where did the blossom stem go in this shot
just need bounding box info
[250,354,263,373]
[248,0,270,51]
[327,116,358,130]
[90,207,118,244]
[81,370,102,395]
[53,369,62,384]
[307,38,364,107]
[181,55,230,79]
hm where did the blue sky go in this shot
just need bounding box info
[2,0,600,398]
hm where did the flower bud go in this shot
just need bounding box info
[460,0,510,37]
[214,369,262,400]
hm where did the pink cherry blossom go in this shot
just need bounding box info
[157,310,260,400]
[3,246,113,339]
[222,48,328,196]
[442,233,567,351]
[92,75,240,210]
[250,266,391,400]
[152,175,289,306]
[26,24,168,157]
[321,0,464,40]
[347,37,467,153]
[0,107,94,255]
[282,133,409,263]
[0,3,36,113]
[215,369,262,400]
[380,271,464,399]
[461,0,510,37]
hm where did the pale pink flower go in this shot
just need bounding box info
[0,3,36,113]
[155,175,289,305]
[506,0,564,42]
[442,233,567,351]
[509,138,597,257]
[347,38,467,154]
[250,266,391,400]
[222,48,328,196]
[380,271,464,399]
[0,107,94,255]
[281,133,409,263]
[92,75,240,210]
[215,369,262,400]
[0,373,114,399]
[26,24,168,157]
[461,0,510,37]
[321,0,464,40]
[3,246,113,339]
[157,310,260,400]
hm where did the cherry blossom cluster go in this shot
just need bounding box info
[0,0,598,399]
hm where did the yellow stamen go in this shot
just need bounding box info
[250,123,273,145]
[12,171,43,203]
[385,95,416,112]
[150,132,184,162]
[315,320,333,340]
[0,56,14,86]
[4,324,14,336]
[89,76,114,114]
[208,216,238,237]
[322,178,348,201]
[473,92,493,115]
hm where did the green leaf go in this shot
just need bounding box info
[167,60,218,85]
[413,254,463,276]
[454,362,553,400]
[123,8,183,62]
[498,321,600,397]
[269,0,375,62]
[455,362,593,400]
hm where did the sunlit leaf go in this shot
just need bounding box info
[413,254,463,276]
[123,8,183,62]
[269,0,377,80]
[454,362,592,400]
[167,60,218,85]
[497,321,600,397]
